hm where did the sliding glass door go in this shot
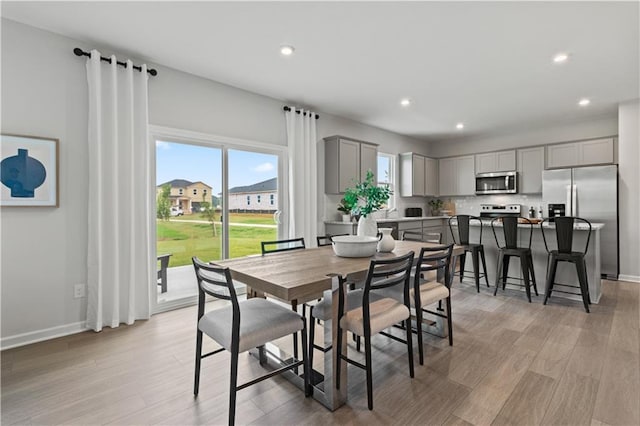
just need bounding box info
[153,136,285,311]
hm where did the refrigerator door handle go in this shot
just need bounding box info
[566,185,572,215]
[572,184,577,216]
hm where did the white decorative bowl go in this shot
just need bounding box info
[331,235,379,258]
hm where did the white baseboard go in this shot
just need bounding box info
[1,321,89,351]
[619,274,640,283]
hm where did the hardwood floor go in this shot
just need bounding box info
[2,279,639,425]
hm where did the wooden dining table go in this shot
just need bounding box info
[216,240,463,410]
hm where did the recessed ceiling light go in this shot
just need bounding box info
[280,45,295,56]
[578,98,591,106]
[553,53,569,63]
[456,123,464,130]
[400,98,411,107]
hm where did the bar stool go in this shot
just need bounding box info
[491,217,538,302]
[540,217,592,313]
[448,215,490,292]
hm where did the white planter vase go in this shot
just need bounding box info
[357,215,378,237]
[377,228,395,253]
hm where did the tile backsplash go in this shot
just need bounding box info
[442,194,544,217]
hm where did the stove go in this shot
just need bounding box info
[480,204,522,219]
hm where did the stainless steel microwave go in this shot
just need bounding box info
[475,171,518,195]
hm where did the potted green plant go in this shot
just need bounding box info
[337,197,355,222]
[428,198,444,216]
[343,170,392,236]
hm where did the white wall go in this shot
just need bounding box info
[618,100,640,281]
[1,19,429,345]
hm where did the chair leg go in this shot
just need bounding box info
[365,333,374,410]
[194,329,203,396]
[301,319,311,396]
[335,323,343,390]
[445,296,453,346]
[480,247,490,288]
[584,258,591,305]
[415,300,425,365]
[356,335,361,352]
[291,301,299,362]
[502,255,510,290]
[529,253,539,296]
[228,350,239,426]
[459,253,466,283]
[521,256,532,303]
[544,256,558,305]
[308,308,316,372]
[405,318,415,379]
[494,253,504,296]
[472,250,480,292]
[575,260,590,313]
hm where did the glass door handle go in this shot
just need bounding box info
[273,210,282,224]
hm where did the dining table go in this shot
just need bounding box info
[216,240,464,411]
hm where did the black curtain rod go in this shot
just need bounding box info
[73,48,158,76]
[283,106,319,119]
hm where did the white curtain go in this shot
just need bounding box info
[285,107,318,245]
[85,50,152,331]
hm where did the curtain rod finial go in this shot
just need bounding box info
[73,48,86,57]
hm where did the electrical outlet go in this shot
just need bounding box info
[74,284,86,299]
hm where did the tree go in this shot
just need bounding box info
[156,184,171,220]
[200,194,217,236]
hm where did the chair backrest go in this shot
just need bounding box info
[402,230,443,244]
[261,237,306,255]
[414,244,454,288]
[316,234,348,247]
[449,215,483,245]
[490,217,533,250]
[192,257,240,323]
[540,217,592,255]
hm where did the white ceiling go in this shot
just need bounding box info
[2,1,639,140]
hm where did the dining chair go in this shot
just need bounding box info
[192,257,309,425]
[316,234,348,247]
[335,251,415,410]
[448,215,490,292]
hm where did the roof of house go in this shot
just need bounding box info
[229,177,277,194]
[157,179,211,189]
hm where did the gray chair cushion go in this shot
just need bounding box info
[198,298,304,353]
[377,279,450,307]
[339,298,410,336]
[311,289,384,322]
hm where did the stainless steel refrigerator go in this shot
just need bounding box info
[542,165,619,279]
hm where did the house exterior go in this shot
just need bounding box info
[228,177,277,212]
[157,179,213,214]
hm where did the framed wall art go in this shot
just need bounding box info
[0,134,59,207]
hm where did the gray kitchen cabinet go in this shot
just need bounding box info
[324,135,378,194]
[475,150,516,173]
[438,155,475,196]
[517,146,545,194]
[546,138,614,169]
[399,153,426,197]
[424,157,439,196]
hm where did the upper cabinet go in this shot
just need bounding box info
[475,150,516,173]
[546,138,615,169]
[324,136,378,194]
[517,146,545,194]
[438,155,475,196]
[399,153,439,197]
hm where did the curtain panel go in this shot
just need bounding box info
[285,108,318,245]
[85,50,152,331]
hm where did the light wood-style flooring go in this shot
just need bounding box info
[2,279,639,425]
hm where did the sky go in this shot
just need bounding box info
[156,140,278,195]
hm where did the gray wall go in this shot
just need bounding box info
[1,19,429,343]
[618,100,640,281]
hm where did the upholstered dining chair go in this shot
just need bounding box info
[192,257,309,425]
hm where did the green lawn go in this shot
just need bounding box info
[169,212,275,225]
[157,216,277,267]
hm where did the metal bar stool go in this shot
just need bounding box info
[491,217,538,302]
[540,217,592,313]
[448,215,490,292]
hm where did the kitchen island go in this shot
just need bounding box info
[457,221,604,303]
[325,216,449,240]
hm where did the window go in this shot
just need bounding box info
[270,194,274,205]
[178,188,183,195]
[257,195,261,203]
[377,152,396,211]
[193,189,197,195]
[246,195,250,205]
[203,189,207,195]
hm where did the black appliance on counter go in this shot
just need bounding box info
[548,203,566,219]
[479,204,522,219]
[405,207,423,217]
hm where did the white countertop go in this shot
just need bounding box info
[467,220,605,230]
[325,216,449,225]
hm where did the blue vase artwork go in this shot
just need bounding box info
[1,148,47,198]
